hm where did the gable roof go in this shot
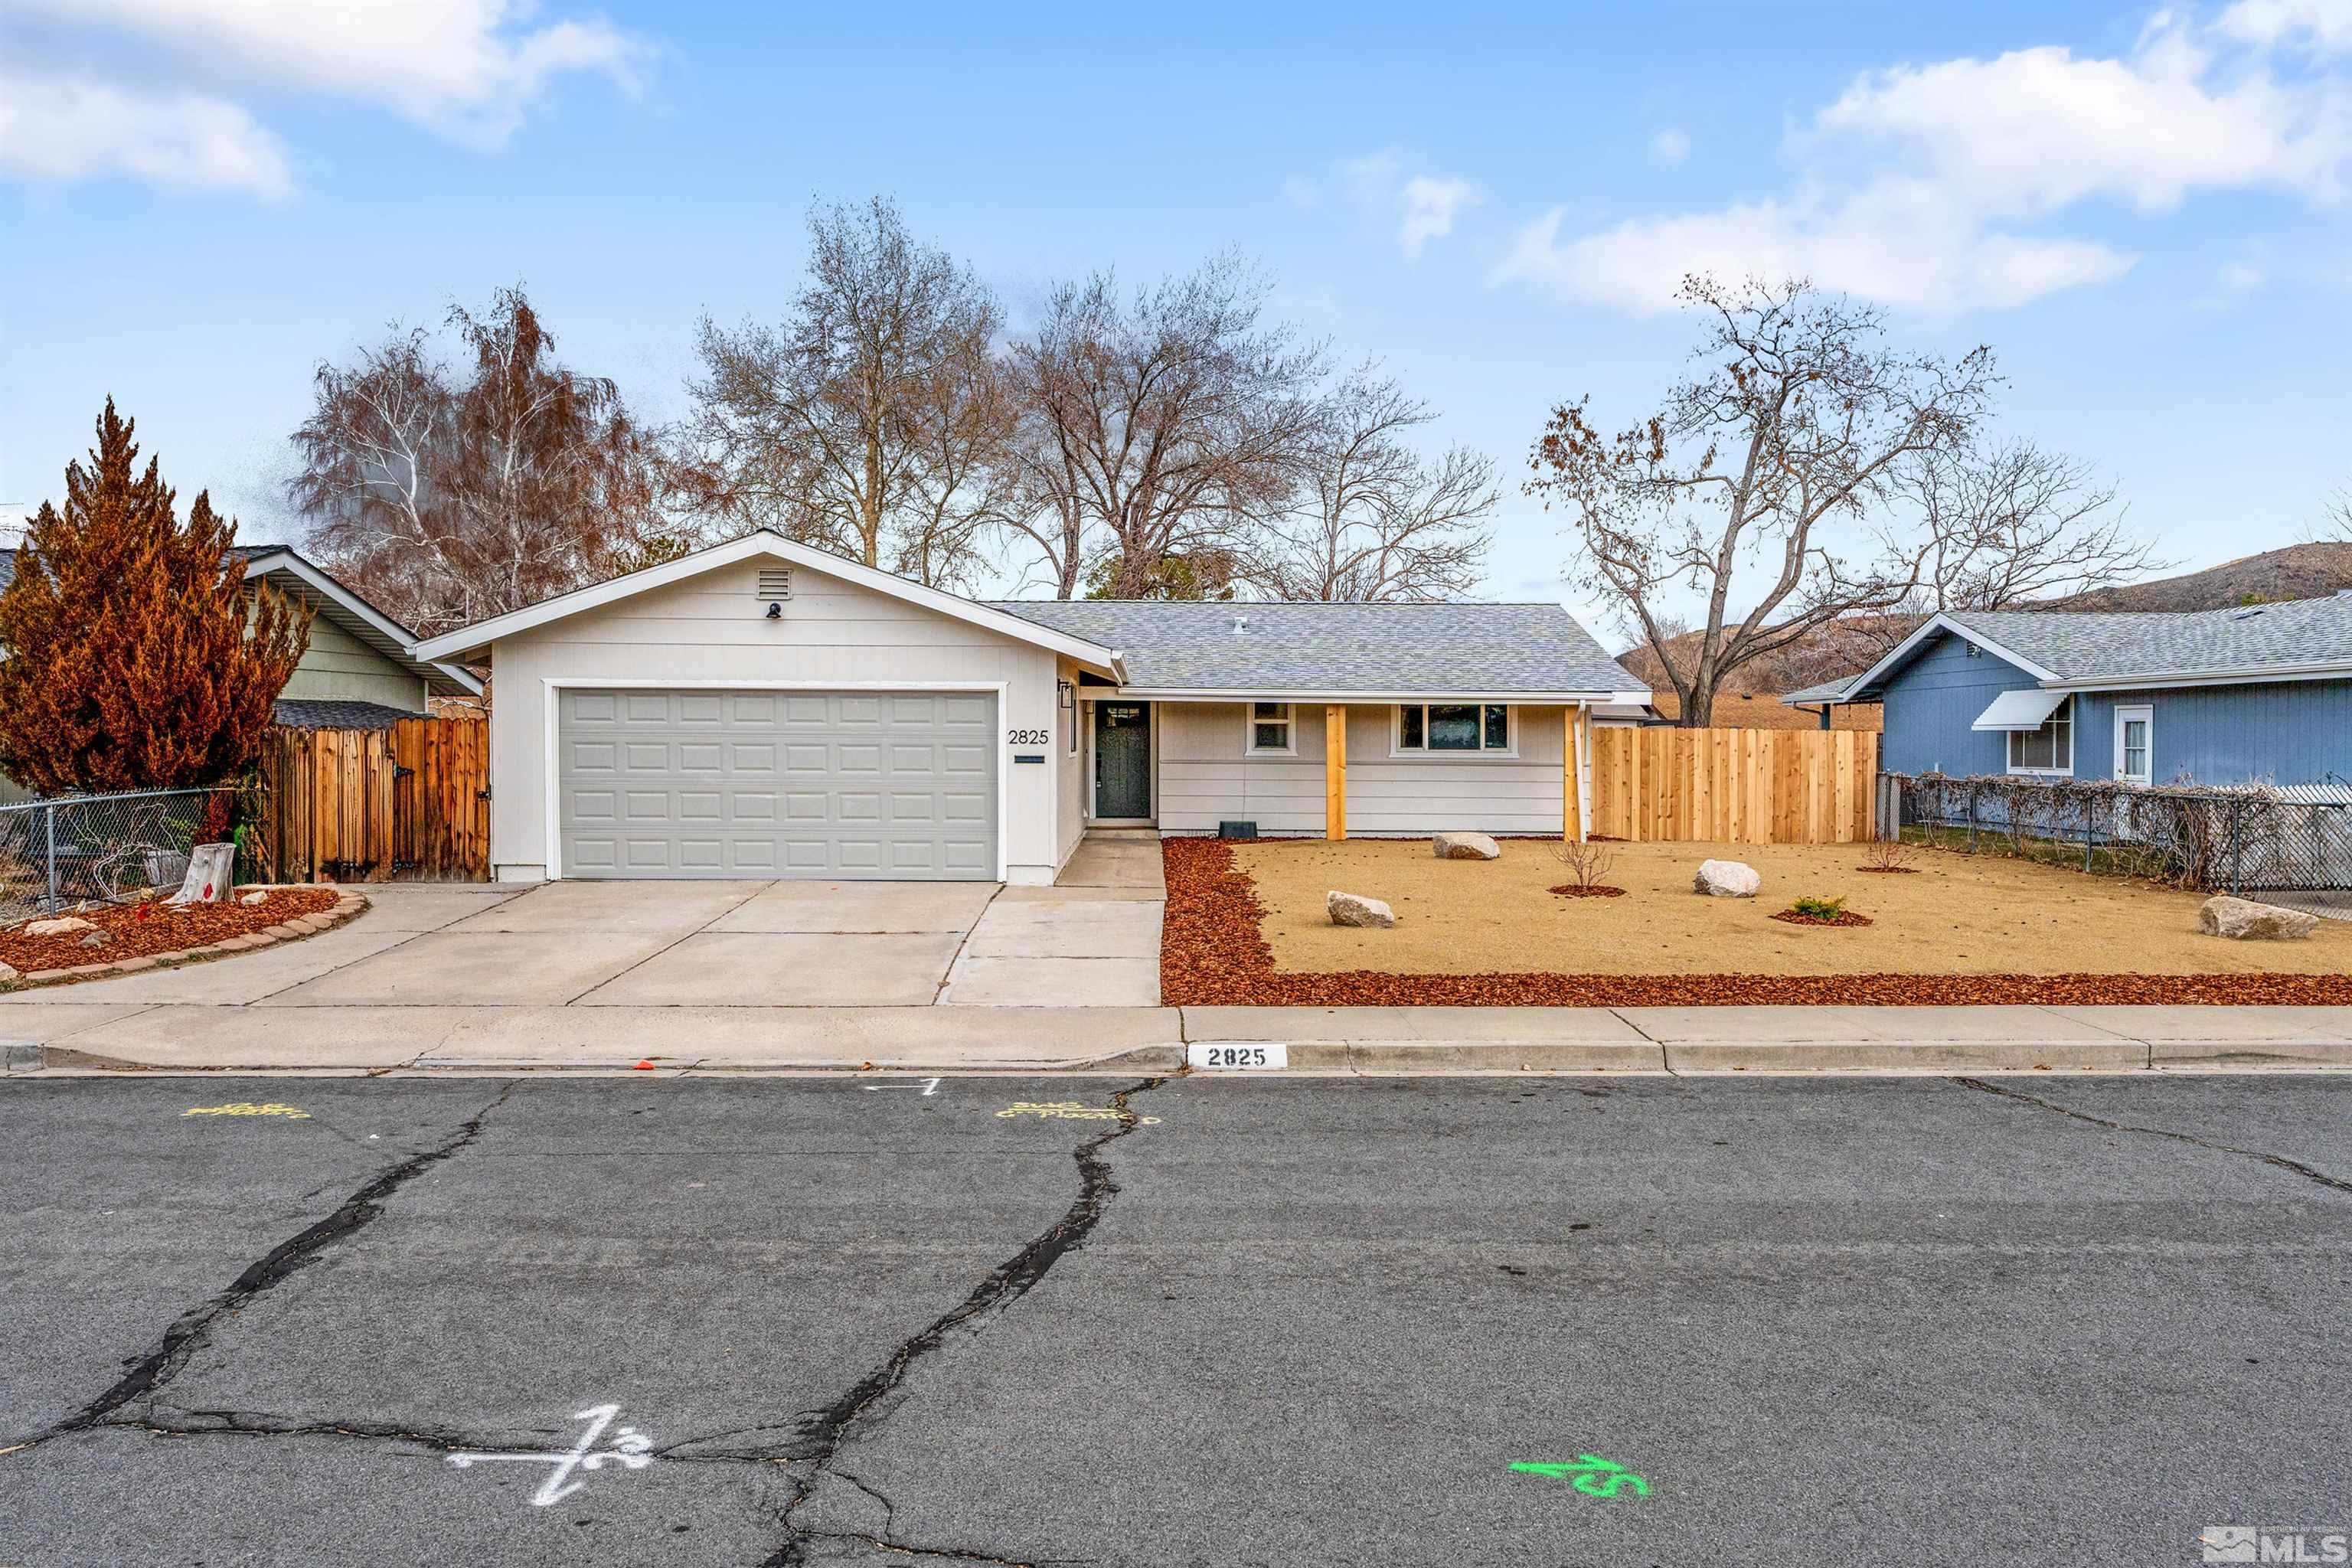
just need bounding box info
[410,530,1129,674]
[1847,594,2352,698]
[235,545,482,697]
[982,599,1645,698]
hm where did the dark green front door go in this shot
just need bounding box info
[1094,702,1152,818]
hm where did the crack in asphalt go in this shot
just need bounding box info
[39,1082,517,1442]
[760,1076,1165,1568]
[1952,1076,2352,1196]
[8,1074,1143,1566]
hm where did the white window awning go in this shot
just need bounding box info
[1971,688,2071,731]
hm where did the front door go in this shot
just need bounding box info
[2113,705,2153,786]
[1094,702,1152,819]
[2112,704,2153,839]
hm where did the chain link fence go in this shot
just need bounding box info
[0,786,244,924]
[1877,772,2352,900]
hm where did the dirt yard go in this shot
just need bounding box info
[1229,838,2352,978]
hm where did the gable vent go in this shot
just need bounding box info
[756,567,793,600]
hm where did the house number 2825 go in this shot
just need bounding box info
[1006,728,1050,746]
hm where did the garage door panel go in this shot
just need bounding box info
[558,688,998,880]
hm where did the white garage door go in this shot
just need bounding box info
[558,689,998,880]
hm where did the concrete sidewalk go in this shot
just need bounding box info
[5,998,2350,1075]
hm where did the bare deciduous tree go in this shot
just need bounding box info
[679,197,1008,588]
[1528,274,2000,727]
[1860,439,2163,652]
[1007,253,1325,599]
[1243,366,1496,601]
[289,286,679,634]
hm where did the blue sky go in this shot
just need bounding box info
[3,0,2347,638]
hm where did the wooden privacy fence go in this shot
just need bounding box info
[1589,726,1880,844]
[253,717,490,883]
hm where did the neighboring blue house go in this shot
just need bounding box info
[1829,595,2352,790]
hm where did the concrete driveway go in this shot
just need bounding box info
[2,837,1165,1015]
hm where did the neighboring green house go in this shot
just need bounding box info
[0,536,482,801]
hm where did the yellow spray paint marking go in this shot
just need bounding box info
[995,1101,1161,1125]
[183,1102,311,1120]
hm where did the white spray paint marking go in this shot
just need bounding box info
[446,1404,654,1507]
[863,1077,942,1095]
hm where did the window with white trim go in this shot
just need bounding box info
[1246,701,1295,755]
[2007,696,2073,775]
[1394,703,1511,753]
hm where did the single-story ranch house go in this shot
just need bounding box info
[411,531,1651,885]
[1833,596,2352,789]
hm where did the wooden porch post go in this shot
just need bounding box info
[1325,704,1348,841]
[1564,704,1590,843]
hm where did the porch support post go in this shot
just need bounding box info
[1325,704,1347,841]
[1565,704,1591,844]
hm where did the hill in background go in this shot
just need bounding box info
[1615,542,2352,701]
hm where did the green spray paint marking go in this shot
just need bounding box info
[1511,1455,1649,1498]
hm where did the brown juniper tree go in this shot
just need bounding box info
[0,401,309,793]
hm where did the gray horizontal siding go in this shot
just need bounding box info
[1152,701,1568,835]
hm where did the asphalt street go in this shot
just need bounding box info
[1,1071,2347,1567]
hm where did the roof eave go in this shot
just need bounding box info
[2047,662,2352,692]
[240,550,483,697]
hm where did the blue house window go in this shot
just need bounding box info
[2007,697,2074,776]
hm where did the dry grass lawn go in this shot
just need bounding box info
[1230,837,2352,977]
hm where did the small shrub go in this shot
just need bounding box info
[1550,835,1622,896]
[1790,894,1846,920]
[1859,835,1919,873]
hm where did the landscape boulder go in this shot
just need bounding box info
[1432,831,1501,861]
[21,916,96,937]
[1327,890,1397,929]
[2198,895,2318,941]
[1694,860,1762,899]
[238,890,270,907]
[77,931,110,949]
[0,962,17,984]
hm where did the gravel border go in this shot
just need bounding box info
[2,888,370,989]
[1161,838,2352,1008]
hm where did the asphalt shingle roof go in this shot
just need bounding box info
[271,698,426,730]
[980,599,1642,695]
[1779,675,1861,704]
[1945,595,2352,681]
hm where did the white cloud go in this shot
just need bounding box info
[1652,129,1690,163]
[1396,175,1481,258]
[2221,0,2352,53]
[0,75,292,198]
[1342,152,1481,257]
[19,0,643,142]
[1499,15,2352,312]
[0,0,645,197]
[1500,188,2133,313]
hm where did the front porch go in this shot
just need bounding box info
[1080,697,1601,842]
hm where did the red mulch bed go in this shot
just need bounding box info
[1548,884,1627,898]
[1771,909,1874,928]
[1159,837,2352,1007]
[1,887,339,975]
